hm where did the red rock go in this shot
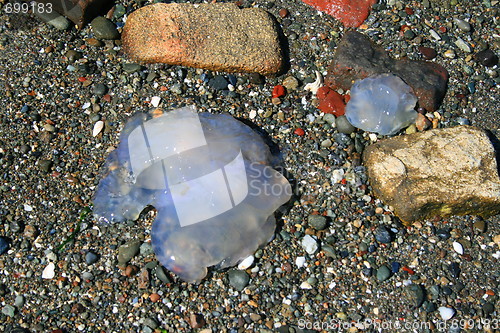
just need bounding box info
[316,86,345,116]
[294,128,305,136]
[418,46,437,60]
[272,85,286,98]
[122,3,284,75]
[301,0,376,28]
[279,8,289,18]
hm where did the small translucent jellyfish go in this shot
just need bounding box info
[345,73,418,135]
[93,106,291,283]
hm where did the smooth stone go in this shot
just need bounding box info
[0,236,10,255]
[154,266,172,283]
[375,226,392,243]
[85,251,99,265]
[282,76,299,90]
[323,113,336,125]
[475,49,499,67]
[454,18,471,32]
[2,304,15,317]
[473,219,486,232]
[438,306,455,320]
[405,284,425,308]
[91,17,120,40]
[376,265,391,281]
[336,115,356,134]
[308,214,327,230]
[33,9,70,30]
[14,295,24,308]
[208,76,228,91]
[117,241,141,264]
[122,63,143,73]
[93,83,108,97]
[228,270,250,291]
[301,235,319,255]
[140,242,154,256]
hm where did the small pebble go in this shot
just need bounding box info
[418,46,437,60]
[117,241,141,264]
[375,226,392,244]
[438,306,455,320]
[455,38,471,53]
[307,214,327,230]
[444,50,456,59]
[376,265,391,281]
[237,255,254,270]
[91,17,120,40]
[452,241,464,255]
[282,76,299,90]
[474,49,499,67]
[335,115,355,134]
[301,235,318,255]
[404,284,425,308]
[0,236,10,255]
[42,262,55,279]
[228,270,250,291]
[85,251,99,265]
[453,18,471,32]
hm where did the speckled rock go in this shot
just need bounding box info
[325,31,449,112]
[363,126,500,225]
[122,3,284,75]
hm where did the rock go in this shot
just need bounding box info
[307,214,327,230]
[42,262,55,279]
[85,251,99,265]
[43,0,110,29]
[122,63,143,73]
[316,86,345,116]
[438,306,455,320]
[208,76,228,91]
[475,49,499,67]
[301,235,319,255]
[335,115,356,134]
[228,270,250,291]
[91,17,120,40]
[0,236,10,255]
[93,83,108,97]
[375,226,392,244]
[404,284,425,308]
[376,265,391,281]
[117,241,141,264]
[189,313,206,329]
[325,31,448,112]
[301,0,377,28]
[2,304,15,317]
[418,46,437,60]
[122,3,284,75]
[282,76,299,90]
[363,126,500,225]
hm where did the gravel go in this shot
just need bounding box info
[0,0,499,332]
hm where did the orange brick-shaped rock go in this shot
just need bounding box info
[122,3,284,75]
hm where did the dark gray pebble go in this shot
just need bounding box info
[38,159,53,173]
[375,226,392,244]
[208,75,228,91]
[122,63,143,74]
[85,251,99,265]
[475,49,498,67]
[0,236,10,255]
[117,241,141,264]
[93,83,108,97]
[448,262,461,278]
[307,214,327,230]
[91,17,120,40]
[228,270,250,291]
[404,284,425,308]
[335,115,356,134]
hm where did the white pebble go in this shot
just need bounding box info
[331,169,345,183]
[438,306,455,320]
[150,96,161,107]
[249,110,257,119]
[92,121,104,137]
[295,256,306,268]
[455,38,471,53]
[42,262,55,279]
[237,255,254,270]
[452,241,464,255]
[429,29,441,41]
[300,281,313,289]
[301,235,318,255]
[23,204,33,212]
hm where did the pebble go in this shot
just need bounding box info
[301,235,318,255]
[65,50,83,63]
[93,83,108,97]
[307,214,327,230]
[122,63,143,73]
[453,18,471,32]
[227,270,250,291]
[438,306,455,320]
[404,284,425,308]
[237,255,254,270]
[92,121,104,137]
[117,241,141,264]
[323,113,336,126]
[375,226,392,244]
[209,76,228,91]
[85,251,99,265]
[418,46,437,60]
[452,241,464,255]
[473,219,486,232]
[150,96,161,107]
[444,50,456,59]
[154,265,172,283]
[34,10,70,30]
[474,49,499,67]
[282,76,299,90]
[91,17,120,40]
[335,115,355,134]
[455,38,471,53]
[376,265,391,281]
[14,295,24,308]
[448,262,461,278]
[295,256,306,268]
[0,236,10,255]
[2,304,15,317]
[42,262,55,279]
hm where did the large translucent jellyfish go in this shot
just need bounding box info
[93,106,291,283]
[345,73,418,135]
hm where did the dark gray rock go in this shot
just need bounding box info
[228,270,250,291]
[91,17,120,40]
[307,214,327,230]
[326,31,449,111]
